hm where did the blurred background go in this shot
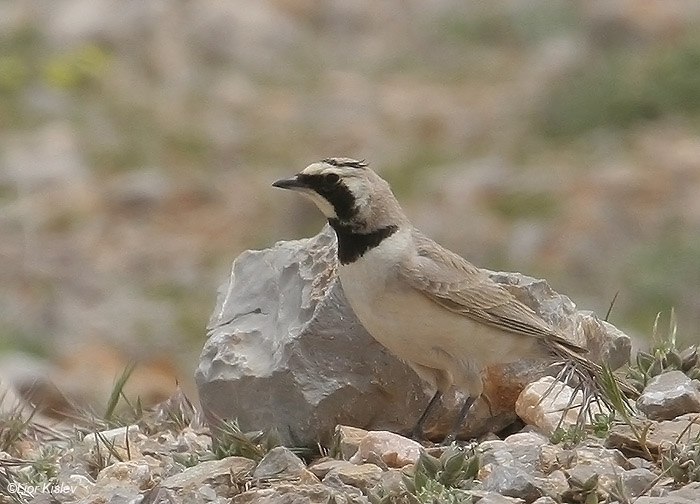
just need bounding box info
[1,0,700,418]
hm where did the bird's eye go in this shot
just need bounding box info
[322,173,340,187]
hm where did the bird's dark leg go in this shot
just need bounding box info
[443,396,475,444]
[411,390,442,440]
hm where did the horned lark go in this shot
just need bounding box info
[273,157,603,441]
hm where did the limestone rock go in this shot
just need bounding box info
[197,226,632,444]
[196,227,424,446]
[374,469,407,497]
[531,498,558,504]
[479,431,566,500]
[253,446,306,480]
[502,431,550,473]
[560,445,633,499]
[89,460,155,502]
[637,371,700,421]
[482,465,544,502]
[480,439,516,470]
[233,483,351,504]
[515,377,610,435]
[320,473,368,503]
[322,462,383,494]
[538,444,563,474]
[473,492,525,504]
[335,425,369,460]
[161,456,255,497]
[348,430,423,468]
[480,431,549,476]
[572,445,633,475]
[308,459,357,480]
[620,468,658,499]
[538,469,570,498]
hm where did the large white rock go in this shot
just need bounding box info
[196,226,425,446]
[196,226,631,445]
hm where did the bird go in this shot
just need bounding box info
[273,157,609,441]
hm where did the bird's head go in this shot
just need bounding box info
[273,157,405,231]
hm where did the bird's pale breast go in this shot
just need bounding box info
[338,231,541,396]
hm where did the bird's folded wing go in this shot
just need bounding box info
[399,230,584,351]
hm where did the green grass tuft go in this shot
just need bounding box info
[210,419,281,462]
[104,362,138,424]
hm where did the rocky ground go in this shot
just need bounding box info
[2,0,700,419]
[2,366,700,504]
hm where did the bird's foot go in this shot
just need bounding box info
[442,395,475,445]
[411,390,442,441]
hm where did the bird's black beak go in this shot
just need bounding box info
[272,175,306,190]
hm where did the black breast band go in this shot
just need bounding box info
[328,220,399,265]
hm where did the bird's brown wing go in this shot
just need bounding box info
[398,229,584,352]
[398,230,644,411]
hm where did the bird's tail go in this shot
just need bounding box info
[545,338,637,426]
